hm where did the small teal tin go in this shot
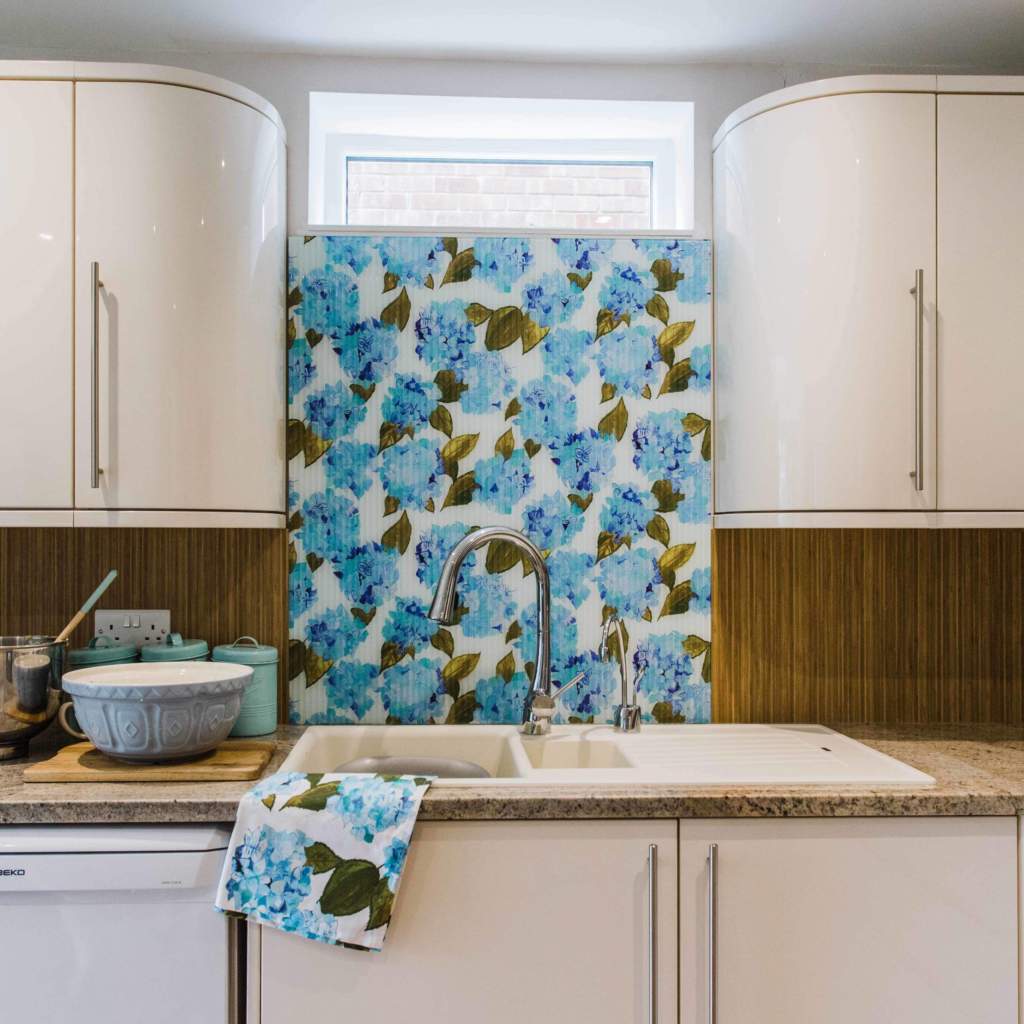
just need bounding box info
[212,636,278,737]
[140,633,210,662]
[69,635,139,668]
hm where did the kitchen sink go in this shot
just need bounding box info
[282,724,934,788]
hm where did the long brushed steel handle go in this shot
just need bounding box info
[707,843,718,1024]
[90,261,103,489]
[648,843,658,1024]
[910,268,924,492]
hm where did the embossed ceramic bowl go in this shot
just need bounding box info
[60,662,254,762]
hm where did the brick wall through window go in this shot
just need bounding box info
[345,159,653,230]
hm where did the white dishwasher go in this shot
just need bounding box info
[0,824,238,1024]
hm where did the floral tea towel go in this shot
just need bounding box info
[215,771,432,951]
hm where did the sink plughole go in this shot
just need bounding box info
[281,724,934,788]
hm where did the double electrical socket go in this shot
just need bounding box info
[94,609,171,648]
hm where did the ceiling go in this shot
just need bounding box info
[2,0,1022,68]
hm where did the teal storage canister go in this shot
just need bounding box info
[69,636,139,668]
[140,633,210,662]
[212,636,278,736]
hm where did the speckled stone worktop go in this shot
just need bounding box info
[3,723,1024,824]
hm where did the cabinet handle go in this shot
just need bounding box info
[707,843,718,1024]
[647,843,658,1024]
[90,261,103,489]
[909,268,924,492]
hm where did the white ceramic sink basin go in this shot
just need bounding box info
[282,724,933,788]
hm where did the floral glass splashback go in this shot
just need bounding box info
[287,235,711,726]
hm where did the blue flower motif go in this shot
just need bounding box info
[459,350,515,414]
[550,429,617,494]
[323,441,376,497]
[315,663,378,723]
[279,908,338,944]
[541,327,593,384]
[596,325,660,396]
[547,550,594,607]
[691,567,711,613]
[288,478,299,514]
[288,338,317,396]
[299,490,360,561]
[300,270,360,341]
[632,411,693,487]
[598,262,656,318]
[459,574,516,638]
[600,484,657,540]
[324,236,373,275]
[598,547,661,618]
[414,300,476,369]
[381,375,438,431]
[474,236,534,291]
[326,773,426,842]
[305,605,367,660]
[632,239,710,305]
[676,461,711,524]
[475,672,529,724]
[377,439,444,509]
[375,237,444,286]
[334,542,399,607]
[334,318,398,383]
[381,837,409,891]
[415,523,474,589]
[522,493,585,550]
[378,659,447,724]
[225,825,313,920]
[553,237,614,272]
[634,632,694,709]
[556,653,619,721]
[518,378,577,446]
[383,599,436,652]
[690,344,711,391]
[518,602,578,674]
[474,449,534,513]
[289,562,317,622]
[304,381,367,441]
[523,271,584,328]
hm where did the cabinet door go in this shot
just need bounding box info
[680,818,1017,1024]
[938,95,1024,509]
[0,81,73,508]
[715,93,936,512]
[260,820,677,1024]
[74,82,285,513]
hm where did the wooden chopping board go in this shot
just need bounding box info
[24,740,275,783]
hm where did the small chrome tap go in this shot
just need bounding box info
[600,614,643,732]
[427,526,583,736]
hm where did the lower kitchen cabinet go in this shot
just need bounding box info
[258,819,677,1024]
[680,817,1018,1023]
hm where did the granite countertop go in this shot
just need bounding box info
[2,723,1024,824]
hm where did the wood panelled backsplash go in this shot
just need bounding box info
[0,528,288,706]
[713,530,1024,724]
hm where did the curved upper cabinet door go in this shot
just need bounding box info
[74,82,285,515]
[0,81,72,511]
[714,93,936,513]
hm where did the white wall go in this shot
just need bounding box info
[1,46,1012,235]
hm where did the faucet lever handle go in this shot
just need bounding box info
[550,670,586,701]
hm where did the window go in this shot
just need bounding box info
[309,93,693,231]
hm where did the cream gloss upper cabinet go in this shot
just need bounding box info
[714,87,937,520]
[937,93,1024,511]
[0,81,73,521]
[74,80,286,526]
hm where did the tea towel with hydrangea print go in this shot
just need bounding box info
[215,770,432,951]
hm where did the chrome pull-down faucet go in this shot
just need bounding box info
[427,526,582,736]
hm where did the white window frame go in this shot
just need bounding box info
[308,92,694,232]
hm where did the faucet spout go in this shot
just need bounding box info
[427,526,554,732]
